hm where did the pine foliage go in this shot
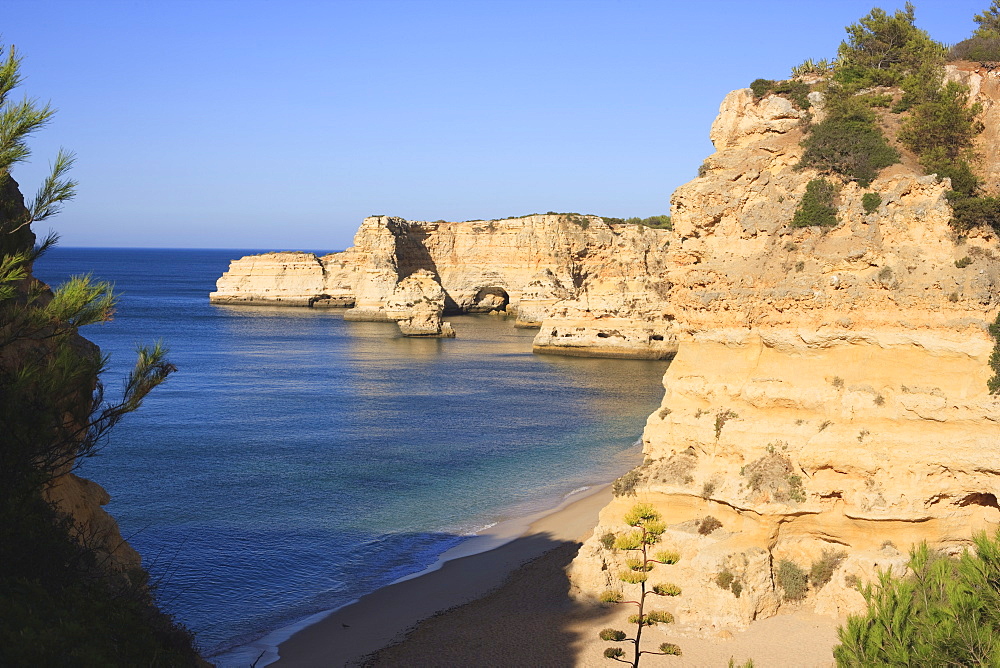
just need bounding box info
[835,533,1000,666]
[0,42,199,665]
[834,2,945,89]
[974,1,1000,39]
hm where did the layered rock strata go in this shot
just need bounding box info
[569,72,1000,637]
[209,251,355,307]
[211,214,673,348]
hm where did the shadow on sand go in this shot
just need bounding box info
[359,534,612,667]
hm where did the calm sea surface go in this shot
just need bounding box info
[35,248,669,657]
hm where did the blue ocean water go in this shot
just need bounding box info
[34,248,669,657]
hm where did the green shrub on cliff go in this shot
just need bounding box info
[613,469,641,497]
[776,560,809,600]
[835,532,1000,666]
[0,44,199,664]
[862,192,881,214]
[748,78,811,109]
[810,550,847,588]
[750,78,774,98]
[796,101,899,187]
[601,215,672,230]
[791,179,839,228]
[946,191,1000,232]
[988,311,1000,394]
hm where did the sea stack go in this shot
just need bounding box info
[385,269,455,337]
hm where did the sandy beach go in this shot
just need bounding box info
[272,485,616,666]
[269,483,841,668]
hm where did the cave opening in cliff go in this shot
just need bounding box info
[958,492,1000,509]
[468,287,509,313]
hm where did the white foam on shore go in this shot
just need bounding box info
[211,482,616,667]
[465,521,498,536]
[389,482,611,584]
[210,607,341,668]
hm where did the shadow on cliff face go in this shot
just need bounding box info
[393,225,439,279]
[361,534,614,668]
[392,226,466,312]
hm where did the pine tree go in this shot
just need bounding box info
[835,2,944,88]
[0,43,199,664]
[974,1,1000,39]
[835,532,1000,666]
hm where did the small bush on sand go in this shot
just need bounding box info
[777,559,809,600]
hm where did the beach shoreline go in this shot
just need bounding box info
[271,483,615,666]
[211,481,621,667]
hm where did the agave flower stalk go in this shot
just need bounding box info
[598,503,683,666]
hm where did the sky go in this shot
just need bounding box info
[4,0,994,249]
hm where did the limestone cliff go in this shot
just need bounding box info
[211,213,673,349]
[568,66,1000,637]
[385,269,455,337]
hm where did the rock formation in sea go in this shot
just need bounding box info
[385,269,455,337]
[210,214,674,353]
[568,63,1000,637]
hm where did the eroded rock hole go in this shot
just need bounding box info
[468,287,510,313]
[959,492,999,509]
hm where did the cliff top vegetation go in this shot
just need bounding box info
[750,2,1000,234]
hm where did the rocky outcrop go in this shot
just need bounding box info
[532,317,676,359]
[0,174,142,577]
[209,252,355,307]
[569,75,1000,637]
[211,213,672,346]
[45,472,142,572]
[385,270,455,337]
[947,63,1000,194]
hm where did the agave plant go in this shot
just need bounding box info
[597,503,683,666]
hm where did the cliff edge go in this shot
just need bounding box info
[568,65,1000,639]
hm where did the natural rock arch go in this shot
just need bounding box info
[467,286,510,313]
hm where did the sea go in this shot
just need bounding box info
[34,247,670,660]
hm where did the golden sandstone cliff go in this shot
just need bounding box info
[210,213,674,352]
[568,65,1000,639]
[211,63,1000,639]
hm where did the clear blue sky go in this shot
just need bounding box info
[4,0,992,249]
